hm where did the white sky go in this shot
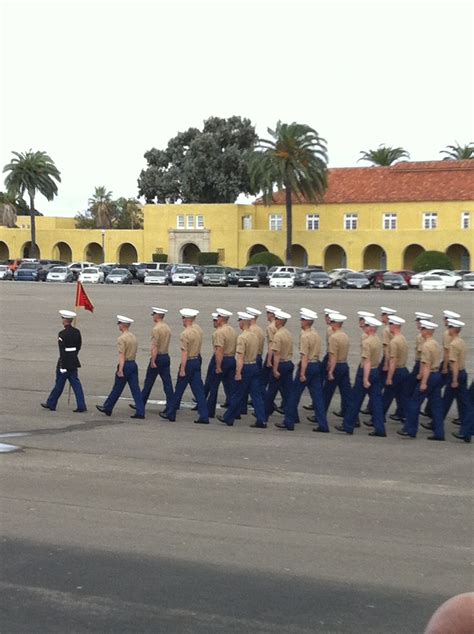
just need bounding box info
[1,0,472,216]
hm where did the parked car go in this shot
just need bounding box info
[392,269,414,284]
[14,262,47,281]
[171,266,198,286]
[246,264,269,284]
[268,266,298,279]
[269,272,295,288]
[295,267,324,286]
[420,274,447,291]
[460,273,474,290]
[366,269,388,287]
[0,264,13,280]
[98,264,116,279]
[410,269,462,288]
[237,268,259,287]
[79,267,105,284]
[327,268,355,286]
[144,270,168,285]
[46,266,74,283]
[227,268,241,285]
[105,268,133,284]
[68,262,95,280]
[202,266,228,287]
[136,262,166,282]
[380,273,408,290]
[340,272,371,289]
[306,271,333,289]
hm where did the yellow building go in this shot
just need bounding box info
[1,160,472,270]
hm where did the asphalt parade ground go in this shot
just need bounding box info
[0,282,473,633]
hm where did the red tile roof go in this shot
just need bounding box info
[255,160,474,204]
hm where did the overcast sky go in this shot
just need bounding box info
[1,0,472,216]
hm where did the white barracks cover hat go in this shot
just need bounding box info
[443,310,461,319]
[388,315,405,325]
[211,312,219,319]
[246,307,262,316]
[365,316,382,327]
[415,312,433,320]
[265,305,280,314]
[300,308,318,320]
[59,309,76,319]
[380,306,397,315]
[180,308,199,318]
[151,307,168,315]
[329,313,347,322]
[117,315,134,324]
[216,308,233,317]
[357,311,375,318]
[447,319,465,328]
[419,320,438,330]
[237,311,253,321]
[275,309,291,320]
[324,308,339,315]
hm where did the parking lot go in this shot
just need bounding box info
[0,282,472,633]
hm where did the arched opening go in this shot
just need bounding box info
[0,241,9,260]
[446,244,470,270]
[52,241,72,262]
[324,244,347,270]
[248,244,268,261]
[118,243,138,264]
[84,242,104,264]
[21,241,41,259]
[403,244,424,269]
[291,244,308,267]
[180,243,200,264]
[363,244,387,270]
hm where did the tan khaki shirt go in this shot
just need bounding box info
[300,328,320,361]
[361,335,382,368]
[449,336,466,370]
[180,326,201,358]
[420,338,441,370]
[250,324,265,356]
[415,333,424,361]
[443,329,452,350]
[389,333,408,368]
[382,325,393,347]
[266,322,277,346]
[151,321,171,354]
[328,330,349,362]
[272,327,293,361]
[326,325,333,347]
[118,331,138,361]
[214,324,237,356]
[236,329,258,363]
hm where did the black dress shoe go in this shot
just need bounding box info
[302,404,314,411]
[335,424,352,435]
[389,414,404,422]
[249,422,267,429]
[96,405,111,416]
[131,414,145,419]
[73,408,87,413]
[41,403,55,411]
[217,415,233,426]
[194,419,209,424]
[397,430,414,438]
[274,422,293,430]
[363,420,374,428]
[452,418,461,426]
[360,408,371,415]
[452,431,471,443]
[307,415,317,423]
[427,435,444,441]
[129,404,136,410]
[332,410,343,418]
[420,422,433,431]
[368,431,386,437]
[313,426,329,433]
[159,412,174,421]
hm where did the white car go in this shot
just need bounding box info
[410,269,462,288]
[419,274,447,291]
[78,267,104,284]
[269,272,295,288]
[0,264,13,280]
[460,273,474,290]
[144,270,168,285]
[171,267,198,286]
[46,266,73,283]
[268,266,299,279]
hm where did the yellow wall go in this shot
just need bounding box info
[0,200,472,269]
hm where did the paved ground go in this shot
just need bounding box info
[0,282,472,633]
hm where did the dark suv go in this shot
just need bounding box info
[246,265,268,284]
[14,262,48,281]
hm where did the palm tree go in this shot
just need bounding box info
[3,150,60,258]
[250,121,328,264]
[88,186,115,228]
[440,142,473,160]
[358,145,410,166]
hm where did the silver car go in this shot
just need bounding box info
[46,266,74,283]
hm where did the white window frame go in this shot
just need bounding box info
[306,214,320,230]
[186,214,194,229]
[344,213,358,230]
[383,213,397,230]
[269,214,282,231]
[461,211,470,229]
[423,212,438,230]
[242,215,253,230]
[196,215,204,229]
[177,214,185,229]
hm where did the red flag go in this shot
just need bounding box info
[75,281,94,312]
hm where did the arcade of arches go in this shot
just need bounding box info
[290,244,308,267]
[363,244,387,270]
[84,242,104,264]
[324,244,347,270]
[0,241,8,260]
[403,244,424,269]
[181,243,200,264]
[53,241,72,262]
[21,242,40,259]
[118,243,138,264]
[446,244,470,269]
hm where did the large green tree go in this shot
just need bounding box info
[75,190,143,229]
[138,116,258,203]
[440,142,473,160]
[3,150,60,258]
[250,121,328,265]
[114,197,143,229]
[88,186,115,228]
[358,144,410,166]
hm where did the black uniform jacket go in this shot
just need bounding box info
[57,325,82,371]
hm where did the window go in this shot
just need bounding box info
[423,212,437,229]
[461,212,471,229]
[344,213,358,230]
[177,215,185,229]
[196,215,204,229]
[242,215,253,230]
[269,214,282,231]
[186,215,194,229]
[383,213,397,230]
[306,214,320,230]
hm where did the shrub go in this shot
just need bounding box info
[413,250,453,272]
[247,251,284,267]
[198,252,219,265]
[152,253,168,263]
